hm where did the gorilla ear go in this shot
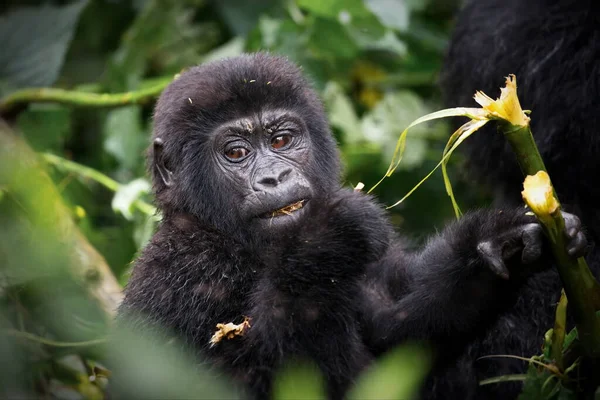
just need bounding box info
[153,138,174,187]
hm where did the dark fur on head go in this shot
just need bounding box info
[150,53,340,235]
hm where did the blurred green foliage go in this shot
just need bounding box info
[0,0,501,398]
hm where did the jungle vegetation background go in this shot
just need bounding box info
[0,0,499,398]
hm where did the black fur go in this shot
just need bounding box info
[118,53,585,399]
[438,0,600,398]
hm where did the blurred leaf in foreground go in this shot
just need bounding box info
[0,122,114,396]
[349,344,430,400]
[273,360,325,399]
[108,321,239,400]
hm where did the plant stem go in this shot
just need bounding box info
[0,78,172,115]
[3,329,106,347]
[42,153,156,217]
[502,122,600,357]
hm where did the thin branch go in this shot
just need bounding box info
[0,77,172,115]
[42,153,156,217]
[3,329,106,347]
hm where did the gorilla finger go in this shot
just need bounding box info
[562,212,582,238]
[567,231,588,258]
[477,241,510,279]
[521,223,543,264]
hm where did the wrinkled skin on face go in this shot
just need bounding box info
[210,111,314,230]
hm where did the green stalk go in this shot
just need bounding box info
[42,153,156,217]
[502,122,600,357]
[0,77,171,115]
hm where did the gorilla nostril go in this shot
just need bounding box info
[255,168,293,189]
[257,176,278,187]
[278,168,292,183]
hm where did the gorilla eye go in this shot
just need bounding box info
[225,147,250,161]
[271,134,292,150]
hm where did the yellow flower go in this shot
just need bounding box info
[521,171,559,216]
[473,75,530,127]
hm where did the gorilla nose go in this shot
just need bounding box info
[253,168,292,190]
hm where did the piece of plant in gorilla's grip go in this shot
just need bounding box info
[521,171,600,357]
[482,80,600,358]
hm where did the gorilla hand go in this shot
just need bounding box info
[361,208,589,354]
[476,211,588,280]
[264,189,392,292]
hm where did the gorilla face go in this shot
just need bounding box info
[149,54,340,239]
[209,109,314,232]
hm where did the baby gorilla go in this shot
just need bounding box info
[118,53,586,399]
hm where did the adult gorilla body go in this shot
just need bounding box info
[118,53,586,399]
[438,0,600,398]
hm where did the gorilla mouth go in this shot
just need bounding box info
[262,200,307,218]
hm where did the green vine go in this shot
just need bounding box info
[42,153,156,217]
[0,77,172,115]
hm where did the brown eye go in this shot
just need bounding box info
[225,147,250,160]
[271,134,292,149]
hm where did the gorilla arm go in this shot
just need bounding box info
[360,209,587,358]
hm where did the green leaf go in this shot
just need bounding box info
[0,1,89,96]
[383,117,488,215]
[296,0,368,19]
[517,364,575,400]
[257,16,282,49]
[16,104,71,152]
[103,106,147,172]
[203,37,246,63]
[355,30,407,56]
[298,0,386,42]
[349,344,430,400]
[250,18,308,62]
[133,213,158,249]
[364,0,409,31]
[111,178,151,220]
[214,0,280,36]
[273,361,325,399]
[361,91,432,169]
[109,326,239,399]
[368,106,483,194]
[309,18,360,59]
[562,328,578,352]
[322,82,362,143]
